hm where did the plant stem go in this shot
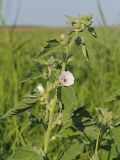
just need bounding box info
[62,62,66,71]
[95,134,99,158]
[62,47,69,71]
[98,127,105,148]
[45,81,49,122]
[44,98,56,154]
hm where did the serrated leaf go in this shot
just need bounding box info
[65,15,76,25]
[88,27,97,38]
[71,106,94,131]
[0,94,39,119]
[66,33,78,49]
[38,39,60,59]
[71,106,92,118]
[61,141,84,160]
[60,106,94,134]
[20,69,43,83]
[61,86,78,124]
[15,147,43,160]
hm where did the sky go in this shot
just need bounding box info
[2,0,120,26]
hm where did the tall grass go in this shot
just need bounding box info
[0,26,120,159]
[96,0,107,26]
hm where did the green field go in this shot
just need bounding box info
[0,26,120,159]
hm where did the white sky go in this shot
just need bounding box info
[2,0,120,26]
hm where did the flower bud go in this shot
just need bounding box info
[60,34,66,40]
[37,85,44,94]
[50,98,56,108]
[51,136,56,141]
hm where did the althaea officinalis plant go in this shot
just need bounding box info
[1,15,120,160]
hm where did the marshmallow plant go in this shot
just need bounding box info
[1,15,120,160]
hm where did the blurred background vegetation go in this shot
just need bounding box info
[0,0,120,159]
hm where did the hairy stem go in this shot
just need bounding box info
[62,62,66,71]
[44,98,56,154]
[45,81,49,122]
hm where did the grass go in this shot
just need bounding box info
[0,26,120,159]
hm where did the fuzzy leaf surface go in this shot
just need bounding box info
[20,69,43,83]
[61,141,84,160]
[82,44,95,67]
[15,147,43,160]
[0,94,39,119]
[38,39,60,59]
[88,27,97,38]
[61,86,78,124]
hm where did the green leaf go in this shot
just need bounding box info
[61,86,78,124]
[60,106,94,134]
[0,94,39,119]
[112,116,120,128]
[60,128,82,137]
[100,144,118,160]
[105,88,120,103]
[20,69,43,83]
[27,112,46,130]
[6,156,15,160]
[75,36,82,46]
[71,106,94,131]
[37,39,60,59]
[80,153,89,160]
[112,128,120,150]
[100,149,109,160]
[82,44,95,68]
[71,106,92,118]
[88,27,97,38]
[61,141,84,160]
[15,147,43,160]
[67,32,78,49]
[65,15,76,25]
[84,126,99,140]
[82,44,89,61]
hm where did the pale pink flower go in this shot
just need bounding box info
[59,71,74,86]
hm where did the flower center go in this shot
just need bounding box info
[63,78,68,83]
